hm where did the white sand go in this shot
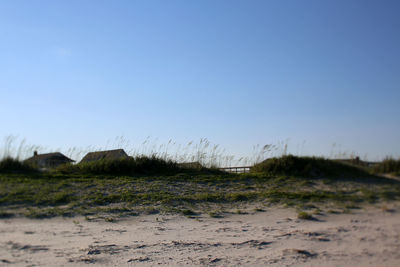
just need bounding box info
[1,204,400,266]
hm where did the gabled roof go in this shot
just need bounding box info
[80,149,129,163]
[24,152,75,163]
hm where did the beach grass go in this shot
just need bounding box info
[251,155,373,178]
[1,148,399,219]
[0,170,399,218]
[373,157,400,175]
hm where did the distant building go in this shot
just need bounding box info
[24,151,75,169]
[80,149,130,163]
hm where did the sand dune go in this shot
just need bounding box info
[1,204,400,266]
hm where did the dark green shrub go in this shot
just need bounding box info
[54,155,180,176]
[373,157,400,174]
[53,155,223,176]
[0,157,37,173]
[251,155,369,178]
[53,163,79,174]
[298,211,313,220]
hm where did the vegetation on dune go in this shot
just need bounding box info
[0,171,399,218]
[0,155,222,176]
[373,157,400,175]
[297,211,313,220]
[0,157,36,173]
[1,136,400,219]
[55,156,179,175]
[0,135,270,169]
[251,155,372,178]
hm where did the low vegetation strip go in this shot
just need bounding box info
[0,155,399,218]
[251,155,373,178]
[373,157,400,175]
[0,157,37,173]
[0,170,399,218]
[0,155,221,176]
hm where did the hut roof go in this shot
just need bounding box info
[24,152,75,164]
[80,149,129,163]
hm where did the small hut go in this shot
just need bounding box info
[24,151,75,169]
[80,149,129,163]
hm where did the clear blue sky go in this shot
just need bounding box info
[1,0,399,161]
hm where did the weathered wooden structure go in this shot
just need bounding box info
[24,151,74,169]
[80,149,129,163]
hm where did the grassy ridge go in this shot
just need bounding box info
[0,157,37,173]
[373,157,400,175]
[251,155,372,178]
[0,172,399,218]
[0,156,219,176]
[1,155,399,219]
[55,156,180,175]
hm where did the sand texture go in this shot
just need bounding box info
[1,204,400,266]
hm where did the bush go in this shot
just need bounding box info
[298,211,313,220]
[251,155,369,178]
[53,155,225,176]
[54,155,180,176]
[373,157,400,174]
[0,157,37,173]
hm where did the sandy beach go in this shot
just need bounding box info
[1,203,400,266]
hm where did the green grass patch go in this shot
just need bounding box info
[373,157,400,174]
[297,211,313,220]
[0,157,37,173]
[0,170,399,218]
[54,156,180,176]
[252,155,372,178]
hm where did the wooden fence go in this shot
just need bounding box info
[219,166,252,173]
